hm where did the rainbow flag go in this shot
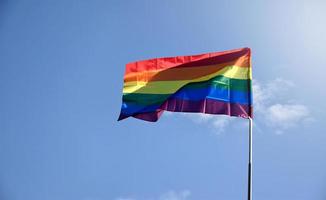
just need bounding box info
[118,47,253,122]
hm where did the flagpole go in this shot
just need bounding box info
[248,117,253,200]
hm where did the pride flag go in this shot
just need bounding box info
[118,47,252,122]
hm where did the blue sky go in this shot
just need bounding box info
[1,0,326,200]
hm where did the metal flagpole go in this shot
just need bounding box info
[248,117,253,200]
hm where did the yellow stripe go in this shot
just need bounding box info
[123,65,252,94]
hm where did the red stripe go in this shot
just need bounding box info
[125,47,251,74]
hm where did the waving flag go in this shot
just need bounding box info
[118,47,252,122]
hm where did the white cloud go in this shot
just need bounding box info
[253,78,294,112]
[175,78,312,134]
[265,104,310,129]
[183,113,234,134]
[211,116,233,133]
[253,78,312,134]
[158,190,191,200]
[192,113,214,123]
[114,190,191,200]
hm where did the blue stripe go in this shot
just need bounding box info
[120,102,160,115]
[171,85,251,104]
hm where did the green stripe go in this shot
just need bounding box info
[123,76,252,106]
[123,93,169,105]
[185,75,251,90]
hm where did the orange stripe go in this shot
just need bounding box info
[124,56,250,82]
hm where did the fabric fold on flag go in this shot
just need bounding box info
[118,47,253,122]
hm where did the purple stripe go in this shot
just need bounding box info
[161,98,252,118]
[119,98,252,122]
